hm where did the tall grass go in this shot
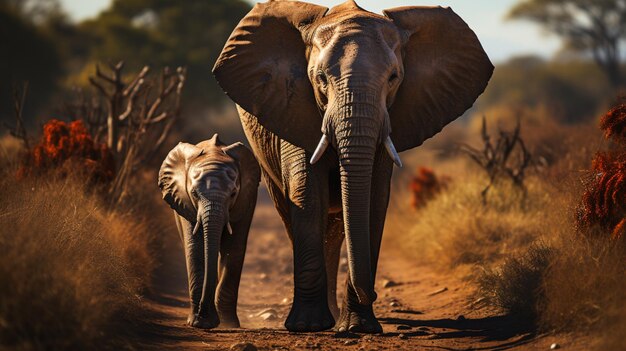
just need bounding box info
[388,122,624,348]
[390,175,554,269]
[0,137,156,350]
[542,235,625,348]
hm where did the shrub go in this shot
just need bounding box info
[478,244,553,321]
[578,102,626,240]
[16,119,115,184]
[0,172,154,350]
[541,236,625,336]
[409,166,450,209]
[394,174,551,269]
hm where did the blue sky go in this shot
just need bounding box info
[59,0,561,63]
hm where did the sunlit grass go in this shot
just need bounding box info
[0,143,156,350]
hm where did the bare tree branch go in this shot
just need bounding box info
[63,61,186,205]
[458,116,534,204]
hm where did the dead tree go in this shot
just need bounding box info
[459,116,533,204]
[80,61,186,204]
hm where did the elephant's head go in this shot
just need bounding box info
[213,0,493,305]
[158,134,259,317]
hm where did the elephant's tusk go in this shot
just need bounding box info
[193,211,202,235]
[226,222,233,235]
[310,134,330,165]
[193,219,201,236]
[384,136,403,168]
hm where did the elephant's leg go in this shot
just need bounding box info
[175,214,205,326]
[325,214,344,320]
[336,148,393,333]
[281,144,334,332]
[215,206,256,328]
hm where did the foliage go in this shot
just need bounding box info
[78,0,251,105]
[0,6,62,125]
[479,56,612,123]
[17,119,115,183]
[409,166,450,209]
[600,101,626,141]
[478,244,553,321]
[0,0,64,24]
[508,0,626,88]
[578,103,626,240]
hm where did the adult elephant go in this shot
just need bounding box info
[213,0,493,333]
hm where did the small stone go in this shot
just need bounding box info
[390,301,400,307]
[457,315,466,321]
[398,333,408,340]
[258,273,269,281]
[383,279,399,288]
[230,342,258,351]
[344,340,358,345]
[427,287,448,296]
[281,297,291,305]
[256,308,277,316]
[550,343,560,350]
[256,308,278,320]
[396,324,411,331]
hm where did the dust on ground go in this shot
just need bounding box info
[137,188,590,350]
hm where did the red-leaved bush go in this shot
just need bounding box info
[17,119,115,183]
[578,103,626,240]
[410,167,450,209]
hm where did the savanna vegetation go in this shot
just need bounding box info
[388,100,626,349]
[1,0,626,349]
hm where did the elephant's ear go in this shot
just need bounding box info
[158,142,200,223]
[223,142,261,222]
[213,1,328,153]
[384,6,494,152]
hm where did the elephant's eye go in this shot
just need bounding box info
[389,72,399,86]
[317,71,328,88]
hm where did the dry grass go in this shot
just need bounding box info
[391,174,554,269]
[476,231,626,348]
[389,114,625,348]
[478,244,553,321]
[0,140,156,350]
[542,235,626,346]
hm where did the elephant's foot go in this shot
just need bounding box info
[189,313,220,329]
[335,302,382,334]
[217,310,240,328]
[189,304,220,329]
[285,298,335,332]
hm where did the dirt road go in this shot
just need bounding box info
[139,190,588,350]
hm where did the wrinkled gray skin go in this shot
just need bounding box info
[158,134,260,329]
[213,0,493,333]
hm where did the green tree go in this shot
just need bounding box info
[80,0,251,106]
[509,0,626,89]
[0,2,63,126]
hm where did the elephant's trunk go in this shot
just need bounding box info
[333,100,379,305]
[197,196,227,317]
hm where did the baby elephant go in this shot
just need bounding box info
[158,134,260,329]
